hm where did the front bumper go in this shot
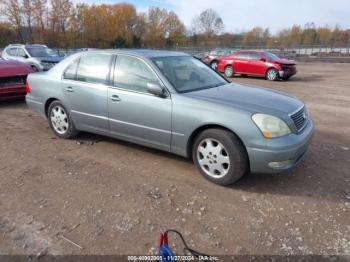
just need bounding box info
[279,69,297,78]
[247,119,314,174]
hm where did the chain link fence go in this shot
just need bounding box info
[48,45,350,63]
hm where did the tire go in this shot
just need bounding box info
[192,128,248,186]
[48,100,78,139]
[224,65,234,78]
[210,60,218,70]
[266,68,278,81]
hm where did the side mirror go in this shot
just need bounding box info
[260,57,266,62]
[147,82,166,98]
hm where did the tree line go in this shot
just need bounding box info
[0,0,349,49]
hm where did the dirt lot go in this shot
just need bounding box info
[0,63,349,257]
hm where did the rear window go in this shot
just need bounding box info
[76,54,112,84]
[6,48,17,56]
[235,52,250,59]
[63,59,79,80]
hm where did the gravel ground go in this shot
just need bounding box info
[0,63,349,257]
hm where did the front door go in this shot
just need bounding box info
[247,52,267,76]
[108,55,172,151]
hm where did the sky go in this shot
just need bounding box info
[80,0,350,34]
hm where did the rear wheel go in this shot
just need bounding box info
[210,60,218,70]
[266,68,278,81]
[224,66,234,78]
[48,101,78,139]
[192,128,248,186]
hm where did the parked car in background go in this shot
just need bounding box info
[0,59,33,101]
[202,48,237,70]
[26,49,313,186]
[1,44,63,72]
[218,50,297,81]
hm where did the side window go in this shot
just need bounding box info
[113,55,160,93]
[7,48,17,56]
[249,53,261,61]
[63,59,79,80]
[17,48,26,58]
[76,54,112,84]
[235,52,249,59]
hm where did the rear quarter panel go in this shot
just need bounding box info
[26,72,64,117]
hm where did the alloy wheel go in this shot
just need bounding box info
[225,66,233,77]
[196,138,231,179]
[50,105,69,134]
[267,69,277,80]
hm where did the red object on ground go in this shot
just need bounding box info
[0,60,33,101]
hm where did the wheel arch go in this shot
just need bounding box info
[186,124,249,162]
[45,97,60,117]
[265,66,277,76]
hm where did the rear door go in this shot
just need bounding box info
[247,52,266,75]
[233,52,250,73]
[61,53,112,134]
[107,54,172,151]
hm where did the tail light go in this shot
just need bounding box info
[25,81,31,93]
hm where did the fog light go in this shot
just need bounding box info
[279,70,285,77]
[268,160,293,169]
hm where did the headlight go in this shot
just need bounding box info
[252,113,291,138]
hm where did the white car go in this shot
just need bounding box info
[1,44,62,71]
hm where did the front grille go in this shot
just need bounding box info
[0,76,25,88]
[281,64,296,71]
[290,107,307,131]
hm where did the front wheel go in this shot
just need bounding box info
[266,68,278,81]
[48,101,78,139]
[192,129,248,186]
[224,66,234,78]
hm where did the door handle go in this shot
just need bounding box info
[110,94,121,102]
[65,86,74,92]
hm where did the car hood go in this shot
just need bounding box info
[270,58,295,65]
[184,83,304,116]
[36,56,62,63]
[0,60,32,77]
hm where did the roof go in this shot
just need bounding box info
[89,49,190,58]
[236,50,266,53]
[8,44,47,48]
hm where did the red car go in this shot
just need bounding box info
[0,60,33,101]
[217,50,297,81]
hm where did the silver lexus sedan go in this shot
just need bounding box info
[26,49,314,185]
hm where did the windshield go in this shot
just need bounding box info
[264,52,280,60]
[26,47,57,57]
[151,56,228,93]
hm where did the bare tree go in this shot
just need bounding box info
[1,0,24,41]
[191,8,224,36]
[22,0,33,41]
[32,0,47,42]
[49,0,72,46]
